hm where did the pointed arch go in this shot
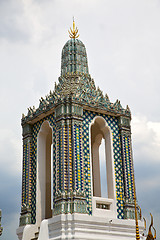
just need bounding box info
[36,121,53,225]
[90,116,117,218]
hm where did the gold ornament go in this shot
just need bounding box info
[68,17,80,39]
[146,213,156,240]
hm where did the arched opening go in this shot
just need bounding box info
[99,138,108,198]
[90,116,117,217]
[36,121,52,225]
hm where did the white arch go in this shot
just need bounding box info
[90,116,117,218]
[36,121,53,226]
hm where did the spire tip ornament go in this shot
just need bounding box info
[68,18,80,39]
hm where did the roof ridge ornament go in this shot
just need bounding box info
[146,213,156,240]
[68,17,80,39]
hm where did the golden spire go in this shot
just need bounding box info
[68,17,80,39]
[132,170,140,240]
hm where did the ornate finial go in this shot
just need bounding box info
[143,217,146,231]
[138,204,142,219]
[146,213,156,240]
[126,105,131,112]
[68,17,80,39]
[132,167,140,239]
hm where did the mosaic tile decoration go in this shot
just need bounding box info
[53,118,86,216]
[55,122,84,194]
[82,110,125,219]
[31,113,56,224]
[22,142,27,205]
[22,139,32,207]
[67,124,73,190]
[28,109,134,222]
[56,126,63,191]
[73,124,84,191]
[122,135,134,199]
[61,38,89,76]
[56,124,74,192]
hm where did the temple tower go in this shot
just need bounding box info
[16,21,145,240]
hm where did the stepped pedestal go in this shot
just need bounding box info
[17,214,145,240]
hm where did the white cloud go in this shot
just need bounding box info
[132,115,160,239]
[137,174,160,191]
[0,128,21,175]
[148,121,160,144]
[132,115,160,163]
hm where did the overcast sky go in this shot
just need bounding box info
[0,0,160,239]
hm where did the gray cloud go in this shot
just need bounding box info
[0,0,31,42]
[1,212,19,240]
[135,162,160,240]
[0,171,21,215]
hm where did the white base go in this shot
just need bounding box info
[16,214,145,240]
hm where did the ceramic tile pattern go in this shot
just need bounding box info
[61,38,89,76]
[73,124,84,191]
[122,135,134,199]
[22,140,32,207]
[23,106,135,224]
[31,113,56,224]
[82,110,125,218]
[20,35,135,226]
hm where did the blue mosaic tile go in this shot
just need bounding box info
[31,113,56,224]
[82,110,125,219]
[23,107,134,223]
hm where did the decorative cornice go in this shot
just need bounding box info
[53,189,87,215]
[22,73,131,125]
